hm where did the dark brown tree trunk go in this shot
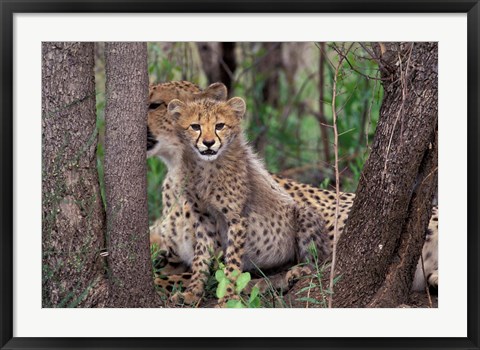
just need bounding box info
[104,42,160,307]
[196,42,237,92]
[331,42,438,307]
[250,42,283,158]
[196,42,221,83]
[257,42,282,107]
[220,42,237,93]
[288,42,438,308]
[42,42,108,308]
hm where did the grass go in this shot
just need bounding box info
[150,241,335,308]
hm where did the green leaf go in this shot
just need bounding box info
[333,274,342,285]
[226,300,244,308]
[248,286,259,303]
[294,283,317,295]
[216,278,228,299]
[249,297,260,308]
[235,272,251,293]
[215,269,225,282]
[295,297,323,305]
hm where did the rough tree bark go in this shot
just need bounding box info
[331,42,438,307]
[104,42,161,307]
[288,42,438,308]
[42,42,108,307]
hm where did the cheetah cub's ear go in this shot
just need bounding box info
[198,82,228,101]
[226,97,246,119]
[167,99,185,120]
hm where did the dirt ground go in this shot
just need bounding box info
[408,290,438,308]
[194,282,438,308]
[283,279,438,308]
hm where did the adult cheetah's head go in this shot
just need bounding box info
[147,81,227,166]
[168,97,246,161]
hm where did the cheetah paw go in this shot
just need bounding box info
[216,294,240,308]
[215,300,227,308]
[286,265,313,287]
[171,291,201,306]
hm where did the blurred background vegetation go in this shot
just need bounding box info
[94,42,383,224]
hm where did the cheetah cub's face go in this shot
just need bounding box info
[147,82,228,163]
[168,97,246,161]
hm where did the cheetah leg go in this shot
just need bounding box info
[295,205,331,264]
[157,261,189,275]
[246,206,329,296]
[245,206,329,296]
[152,248,189,275]
[218,216,248,306]
[171,214,217,306]
[248,265,313,293]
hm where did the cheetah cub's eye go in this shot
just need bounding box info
[190,124,201,131]
[215,123,225,131]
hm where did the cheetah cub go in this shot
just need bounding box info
[147,81,226,279]
[168,97,330,305]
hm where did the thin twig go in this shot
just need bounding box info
[233,42,282,84]
[305,276,314,309]
[359,42,387,72]
[279,71,318,126]
[331,43,386,81]
[327,47,349,308]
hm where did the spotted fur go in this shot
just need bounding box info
[146,81,439,303]
[167,96,330,305]
[271,174,439,291]
[147,81,226,282]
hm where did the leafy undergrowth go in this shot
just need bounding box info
[152,245,437,309]
[197,281,438,309]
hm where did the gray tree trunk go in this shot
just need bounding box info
[289,42,438,308]
[104,42,160,307]
[332,42,438,307]
[42,42,108,308]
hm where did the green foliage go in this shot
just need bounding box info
[291,242,342,307]
[215,269,228,299]
[92,43,381,308]
[95,42,383,227]
[147,157,167,224]
[213,256,261,308]
[147,42,206,85]
[234,43,382,192]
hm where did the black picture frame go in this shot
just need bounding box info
[1,1,479,349]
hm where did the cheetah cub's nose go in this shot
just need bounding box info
[203,140,215,148]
